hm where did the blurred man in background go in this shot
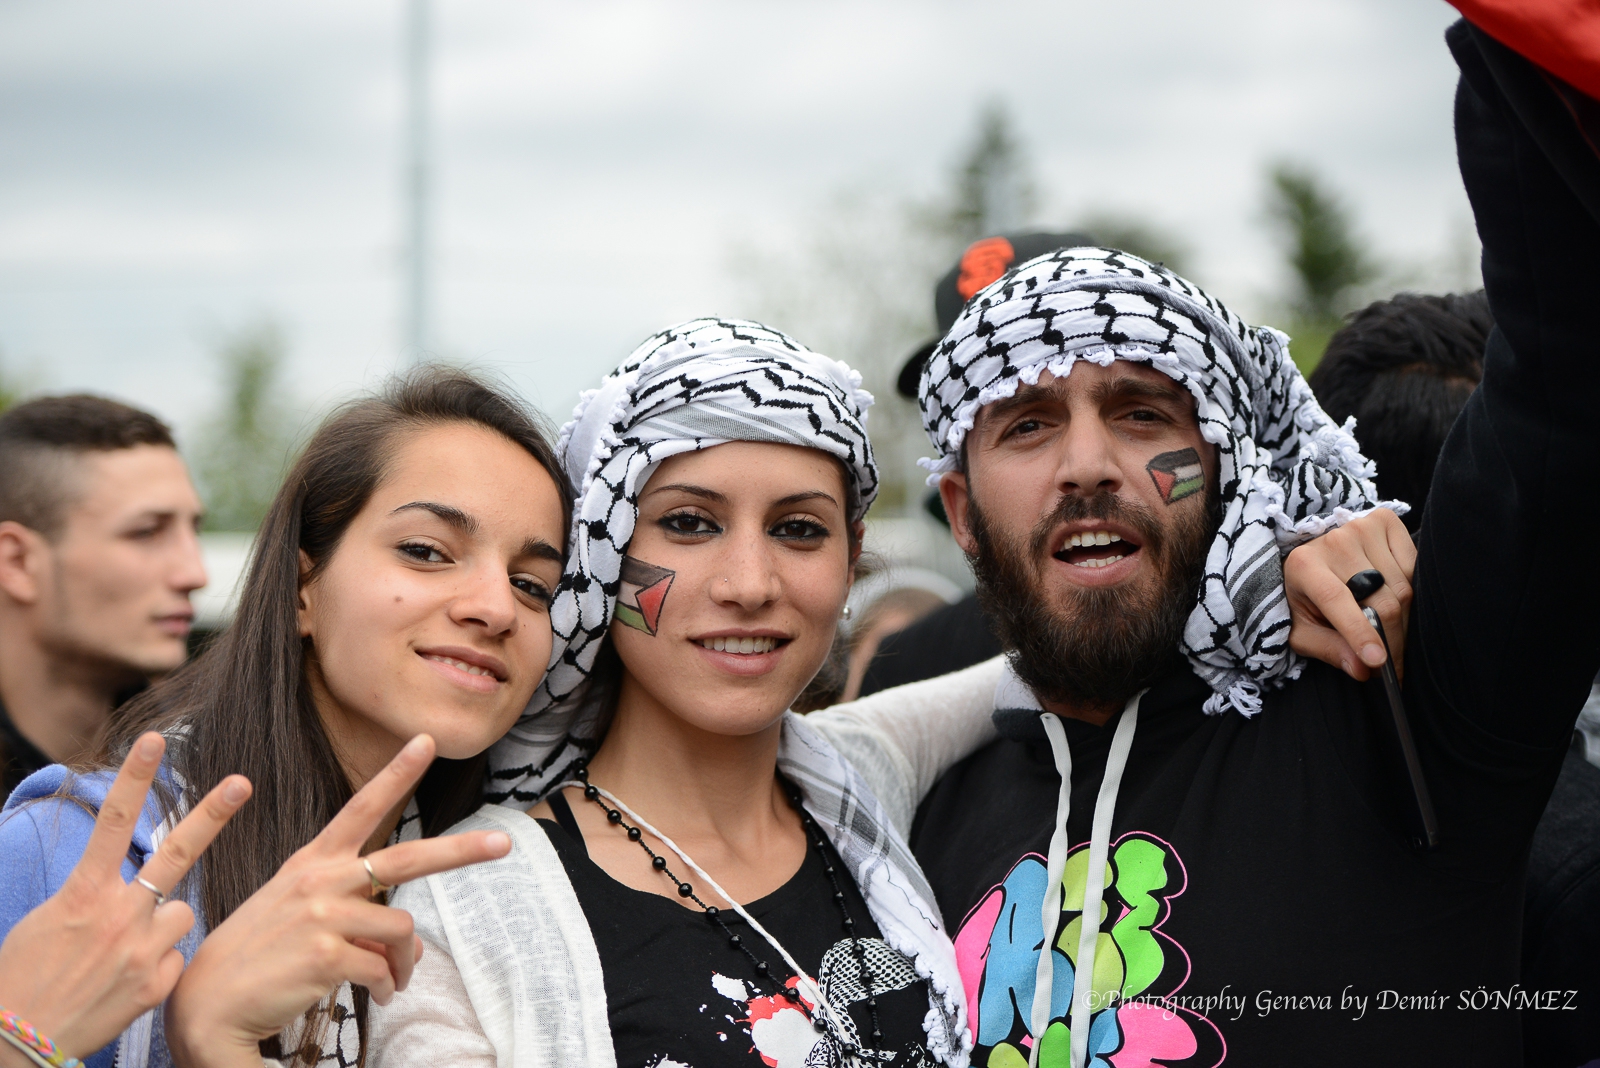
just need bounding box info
[0,396,206,799]
[1308,291,1491,531]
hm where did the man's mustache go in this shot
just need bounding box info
[1027,492,1167,562]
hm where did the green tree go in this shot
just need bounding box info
[194,324,301,532]
[1266,163,1379,372]
[927,101,1038,246]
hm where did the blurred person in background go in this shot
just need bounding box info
[1308,291,1491,532]
[841,584,948,702]
[1523,673,1600,1068]
[0,396,206,801]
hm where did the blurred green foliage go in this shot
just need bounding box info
[1266,163,1379,373]
[1283,318,1338,377]
[937,102,1037,245]
[194,323,301,532]
[0,350,25,412]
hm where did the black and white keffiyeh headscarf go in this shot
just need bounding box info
[489,316,878,799]
[921,247,1405,716]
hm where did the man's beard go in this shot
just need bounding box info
[969,487,1219,710]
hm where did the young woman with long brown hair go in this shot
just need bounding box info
[0,367,573,1068]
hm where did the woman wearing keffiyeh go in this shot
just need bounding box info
[370,318,981,1068]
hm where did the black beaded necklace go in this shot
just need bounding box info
[570,759,887,1058]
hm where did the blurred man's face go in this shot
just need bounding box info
[939,363,1219,709]
[37,446,207,678]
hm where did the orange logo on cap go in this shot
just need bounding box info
[956,236,1017,300]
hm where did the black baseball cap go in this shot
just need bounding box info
[896,230,1093,399]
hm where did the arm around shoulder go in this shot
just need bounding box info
[805,655,1005,835]
[1415,24,1600,746]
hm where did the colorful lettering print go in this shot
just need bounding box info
[953,833,1225,1067]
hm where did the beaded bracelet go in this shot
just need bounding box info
[0,1011,80,1068]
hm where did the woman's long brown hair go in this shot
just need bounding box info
[103,366,571,1065]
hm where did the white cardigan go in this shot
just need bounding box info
[368,657,1004,1068]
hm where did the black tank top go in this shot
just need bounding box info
[539,791,938,1067]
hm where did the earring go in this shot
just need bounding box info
[841,604,853,621]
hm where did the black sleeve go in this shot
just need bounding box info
[1521,743,1600,1066]
[1407,24,1600,755]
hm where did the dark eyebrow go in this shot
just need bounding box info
[983,375,1192,425]
[983,383,1058,421]
[519,537,565,565]
[644,483,839,510]
[1090,374,1192,407]
[773,490,840,509]
[394,501,562,563]
[642,483,728,505]
[390,501,480,536]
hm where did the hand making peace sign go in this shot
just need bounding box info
[0,732,251,1067]
[163,733,511,1068]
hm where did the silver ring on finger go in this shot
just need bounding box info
[134,876,168,906]
[363,857,394,899]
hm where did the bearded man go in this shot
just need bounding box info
[906,19,1600,1068]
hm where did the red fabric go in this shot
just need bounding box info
[1450,0,1600,100]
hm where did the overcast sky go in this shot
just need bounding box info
[0,0,1472,446]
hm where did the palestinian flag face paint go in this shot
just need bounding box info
[614,556,676,636]
[1147,448,1205,505]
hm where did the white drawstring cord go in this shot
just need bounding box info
[1024,690,1144,1068]
[555,781,848,1041]
[1067,691,1142,1068]
[1028,714,1074,1068]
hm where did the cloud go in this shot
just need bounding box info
[0,0,1470,445]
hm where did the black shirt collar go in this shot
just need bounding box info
[992,661,1214,742]
[0,696,53,799]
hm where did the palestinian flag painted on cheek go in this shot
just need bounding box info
[614,557,675,636]
[1147,449,1205,504]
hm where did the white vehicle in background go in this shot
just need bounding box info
[192,532,255,641]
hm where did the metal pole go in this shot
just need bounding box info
[403,0,430,363]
